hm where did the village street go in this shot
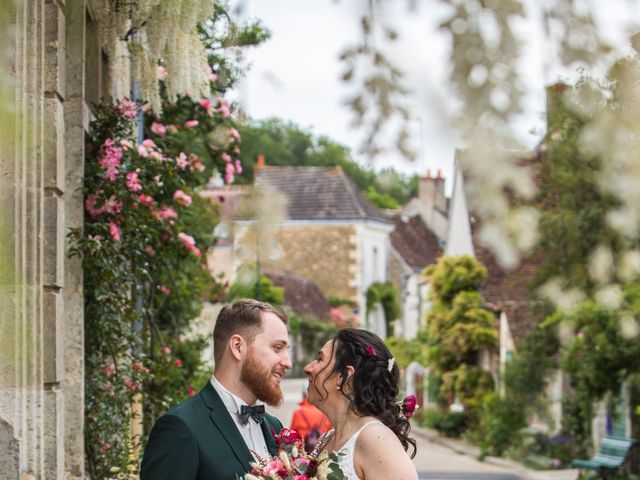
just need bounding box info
[271,379,578,480]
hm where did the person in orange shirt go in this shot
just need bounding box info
[290,387,332,452]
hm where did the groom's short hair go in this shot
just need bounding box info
[213,299,288,364]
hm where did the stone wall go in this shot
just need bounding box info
[0,1,120,477]
[260,224,359,301]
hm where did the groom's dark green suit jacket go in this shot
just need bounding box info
[140,381,282,480]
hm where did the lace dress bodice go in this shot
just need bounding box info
[313,420,382,480]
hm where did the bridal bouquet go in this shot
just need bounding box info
[244,428,345,480]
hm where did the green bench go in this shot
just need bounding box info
[571,436,636,475]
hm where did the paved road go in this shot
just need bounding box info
[271,378,525,480]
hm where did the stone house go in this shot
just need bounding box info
[0,1,132,478]
[205,165,395,335]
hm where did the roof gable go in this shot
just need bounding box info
[264,271,331,320]
[255,166,390,223]
[390,214,442,270]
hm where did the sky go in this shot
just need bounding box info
[228,0,639,191]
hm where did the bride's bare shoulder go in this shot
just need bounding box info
[355,423,418,480]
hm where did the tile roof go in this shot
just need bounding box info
[390,214,442,270]
[255,166,390,223]
[264,271,331,320]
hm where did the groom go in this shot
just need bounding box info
[140,299,292,479]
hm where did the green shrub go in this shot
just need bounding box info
[418,408,469,438]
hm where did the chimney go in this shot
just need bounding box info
[255,154,266,178]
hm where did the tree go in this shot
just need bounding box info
[423,256,497,411]
[236,118,418,208]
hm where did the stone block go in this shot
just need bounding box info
[43,193,64,287]
[44,2,66,98]
[43,387,64,478]
[43,289,63,383]
[43,97,65,191]
[0,416,19,480]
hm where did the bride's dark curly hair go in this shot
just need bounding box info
[320,328,417,458]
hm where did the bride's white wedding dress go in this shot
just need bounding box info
[314,420,382,480]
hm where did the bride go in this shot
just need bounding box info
[303,328,419,480]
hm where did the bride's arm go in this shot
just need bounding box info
[354,424,418,480]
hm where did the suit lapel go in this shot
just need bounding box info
[200,382,254,471]
[260,418,279,455]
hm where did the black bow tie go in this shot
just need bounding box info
[239,404,265,425]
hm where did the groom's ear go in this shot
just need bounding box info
[228,333,245,361]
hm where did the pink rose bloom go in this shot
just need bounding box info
[118,99,137,119]
[234,160,242,174]
[217,98,231,118]
[264,459,286,477]
[185,119,199,128]
[103,195,123,215]
[138,194,155,206]
[126,171,142,192]
[156,65,167,81]
[156,284,170,296]
[402,394,418,419]
[222,152,232,163]
[178,232,202,257]
[85,194,103,219]
[98,139,123,181]
[137,144,149,158]
[142,138,157,149]
[120,139,133,150]
[206,65,217,82]
[199,98,213,114]
[176,152,188,170]
[162,346,171,355]
[189,154,205,172]
[224,172,234,184]
[155,206,178,221]
[293,475,309,480]
[167,124,178,134]
[149,150,164,161]
[173,189,192,206]
[109,222,121,242]
[187,387,196,396]
[151,122,166,136]
[174,359,182,367]
[229,127,241,141]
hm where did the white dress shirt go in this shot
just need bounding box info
[210,376,270,460]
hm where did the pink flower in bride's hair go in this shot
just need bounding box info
[199,98,213,114]
[151,122,166,136]
[118,99,137,119]
[222,152,232,163]
[234,160,242,174]
[126,171,142,192]
[176,152,188,169]
[185,119,199,128]
[217,98,231,118]
[402,394,418,419]
[173,189,192,206]
[365,346,377,357]
[109,222,121,242]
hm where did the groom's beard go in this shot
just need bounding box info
[240,352,284,407]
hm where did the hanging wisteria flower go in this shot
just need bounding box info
[156,65,167,81]
[173,189,192,206]
[151,122,167,136]
[117,99,137,120]
[185,119,199,128]
[126,171,143,192]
